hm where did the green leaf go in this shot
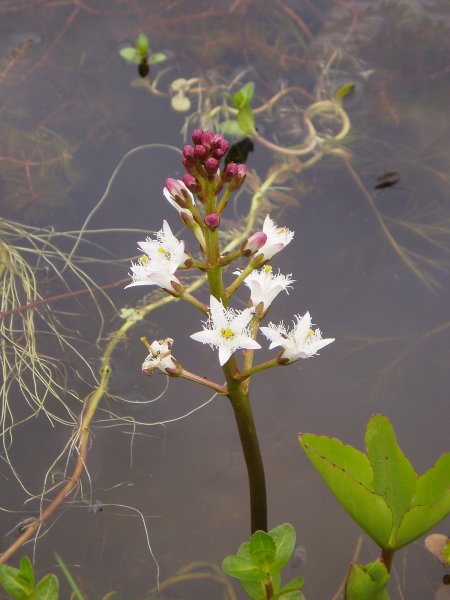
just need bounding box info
[148,53,167,65]
[396,498,450,548]
[366,415,418,539]
[300,434,392,547]
[345,560,390,600]
[119,47,138,63]
[249,531,276,571]
[34,574,59,600]
[277,592,305,600]
[300,434,373,487]
[269,524,296,574]
[232,82,255,108]
[236,105,256,136]
[0,564,31,600]
[136,33,149,56]
[413,453,450,505]
[273,576,305,599]
[240,577,267,600]
[277,576,304,593]
[19,557,34,588]
[222,543,265,581]
[219,120,245,137]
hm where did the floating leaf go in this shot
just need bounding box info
[19,557,34,588]
[236,105,256,136]
[171,92,191,113]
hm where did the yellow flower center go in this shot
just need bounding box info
[221,327,235,340]
[158,247,172,259]
[141,255,149,264]
[305,329,314,339]
[263,265,272,274]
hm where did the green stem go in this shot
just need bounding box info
[217,186,232,213]
[237,358,280,382]
[181,290,209,314]
[225,367,267,533]
[225,262,255,298]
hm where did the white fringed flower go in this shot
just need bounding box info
[126,221,189,293]
[237,265,294,311]
[260,312,334,362]
[142,338,177,375]
[254,215,294,261]
[190,295,261,366]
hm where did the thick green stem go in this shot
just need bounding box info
[225,373,267,533]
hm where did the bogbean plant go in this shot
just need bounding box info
[125,129,450,600]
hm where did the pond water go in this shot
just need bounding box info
[0,1,449,598]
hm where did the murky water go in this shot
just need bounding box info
[0,1,449,598]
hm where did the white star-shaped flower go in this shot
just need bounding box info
[190,295,261,366]
[142,338,177,375]
[126,221,189,293]
[254,215,294,261]
[237,265,294,311]
[260,312,334,362]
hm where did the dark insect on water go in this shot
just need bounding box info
[374,171,400,190]
[138,57,149,78]
[224,137,254,165]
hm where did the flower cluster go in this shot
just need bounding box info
[126,129,334,382]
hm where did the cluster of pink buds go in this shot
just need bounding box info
[181,129,247,194]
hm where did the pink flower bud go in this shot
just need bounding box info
[204,213,220,230]
[165,178,189,207]
[230,164,247,190]
[204,157,219,175]
[223,161,238,182]
[242,231,267,256]
[182,145,196,168]
[194,144,208,161]
[201,130,214,149]
[182,173,201,193]
[212,148,225,160]
[191,129,204,145]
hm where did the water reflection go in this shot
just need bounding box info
[0,1,449,599]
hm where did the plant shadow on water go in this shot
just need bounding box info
[0,1,449,599]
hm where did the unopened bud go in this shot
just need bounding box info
[194,144,208,161]
[212,148,225,160]
[165,178,189,207]
[204,157,219,175]
[191,128,204,145]
[182,173,201,193]
[201,130,214,149]
[229,164,247,191]
[182,145,196,169]
[241,231,267,256]
[204,213,220,231]
[223,161,238,182]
